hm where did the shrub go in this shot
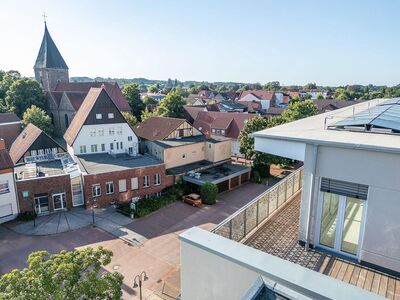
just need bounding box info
[200,182,218,205]
[251,170,262,183]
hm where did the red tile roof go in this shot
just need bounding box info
[0,113,20,124]
[193,111,257,139]
[133,117,186,141]
[54,82,131,111]
[9,124,42,164]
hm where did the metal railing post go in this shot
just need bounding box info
[243,209,247,238]
[256,200,259,226]
[229,219,232,240]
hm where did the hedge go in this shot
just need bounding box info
[200,182,218,205]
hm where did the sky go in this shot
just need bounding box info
[1,0,399,86]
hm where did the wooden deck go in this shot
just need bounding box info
[244,195,400,299]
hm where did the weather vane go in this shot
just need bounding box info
[42,11,47,24]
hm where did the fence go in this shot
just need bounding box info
[212,167,304,242]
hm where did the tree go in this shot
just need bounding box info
[148,83,160,93]
[200,182,218,205]
[5,78,46,117]
[303,83,317,91]
[122,111,138,127]
[155,88,186,118]
[143,95,158,105]
[22,105,53,135]
[281,99,318,122]
[122,83,145,120]
[264,81,281,91]
[0,247,123,300]
[140,107,157,121]
[316,93,324,99]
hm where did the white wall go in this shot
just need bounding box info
[254,137,306,161]
[0,172,18,223]
[300,145,400,272]
[70,123,139,156]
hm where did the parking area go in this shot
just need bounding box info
[0,182,271,299]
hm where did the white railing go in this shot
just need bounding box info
[212,166,304,242]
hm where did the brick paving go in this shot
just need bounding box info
[244,195,400,299]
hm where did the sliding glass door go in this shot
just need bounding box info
[317,192,365,257]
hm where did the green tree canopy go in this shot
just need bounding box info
[155,88,186,118]
[22,105,53,136]
[143,95,158,105]
[303,82,317,91]
[140,107,157,122]
[264,81,281,91]
[5,78,46,117]
[281,99,318,121]
[122,83,145,120]
[0,247,123,300]
[147,83,160,93]
[122,111,138,127]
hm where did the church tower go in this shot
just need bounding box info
[34,22,69,92]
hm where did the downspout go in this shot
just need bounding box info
[305,144,318,251]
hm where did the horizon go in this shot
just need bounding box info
[1,0,400,86]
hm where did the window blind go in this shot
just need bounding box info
[320,178,368,200]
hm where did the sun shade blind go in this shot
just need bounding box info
[320,178,368,200]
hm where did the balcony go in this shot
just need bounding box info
[212,167,400,299]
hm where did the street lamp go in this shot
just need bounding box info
[133,271,148,300]
[91,198,97,225]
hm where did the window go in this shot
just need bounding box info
[109,128,115,135]
[221,129,225,135]
[116,142,119,150]
[143,175,150,188]
[101,144,106,151]
[208,144,211,149]
[31,150,37,156]
[120,142,123,149]
[110,143,114,150]
[128,136,132,141]
[80,145,87,154]
[131,177,138,190]
[38,149,44,155]
[0,181,9,194]
[89,129,96,137]
[108,113,114,119]
[216,129,221,134]
[128,147,133,154]
[117,127,123,135]
[65,114,69,128]
[212,129,216,134]
[182,154,186,159]
[92,184,101,197]
[154,173,161,185]
[96,113,102,120]
[156,191,162,198]
[119,179,127,192]
[98,129,104,136]
[91,144,98,153]
[106,182,114,195]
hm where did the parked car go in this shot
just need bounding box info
[182,193,202,207]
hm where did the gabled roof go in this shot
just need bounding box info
[65,91,88,110]
[0,149,13,170]
[133,117,186,141]
[49,91,64,107]
[54,82,131,111]
[184,105,208,121]
[312,99,359,113]
[64,87,126,146]
[0,112,20,124]
[9,123,64,164]
[194,111,257,139]
[239,90,275,101]
[34,23,68,69]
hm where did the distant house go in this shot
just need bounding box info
[0,139,18,223]
[193,111,257,157]
[239,90,276,110]
[265,107,285,119]
[140,92,166,103]
[0,113,21,149]
[312,99,359,114]
[10,123,80,215]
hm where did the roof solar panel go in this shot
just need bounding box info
[329,98,400,134]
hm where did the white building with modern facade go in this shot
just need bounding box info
[253,98,400,274]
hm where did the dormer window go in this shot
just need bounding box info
[216,129,221,134]
[108,113,114,119]
[96,114,102,120]
[212,129,216,134]
[221,129,225,135]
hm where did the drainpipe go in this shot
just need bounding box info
[305,144,318,251]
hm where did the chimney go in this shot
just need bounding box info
[0,139,5,150]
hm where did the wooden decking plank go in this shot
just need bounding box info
[371,273,382,294]
[337,261,349,281]
[350,265,362,286]
[394,280,400,300]
[364,270,375,291]
[343,263,355,283]
[356,268,368,289]
[378,275,389,297]
[386,277,395,299]
[328,259,341,278]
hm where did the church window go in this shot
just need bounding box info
[65,114,69,128]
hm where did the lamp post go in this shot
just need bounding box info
[91,198,97,225]
[133,271,148,300]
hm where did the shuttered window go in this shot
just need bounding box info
[320,178,368,200]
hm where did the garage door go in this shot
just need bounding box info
[0,204,12,218]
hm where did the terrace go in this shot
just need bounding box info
[212,168,400,299]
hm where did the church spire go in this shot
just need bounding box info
[34,22,68,70]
